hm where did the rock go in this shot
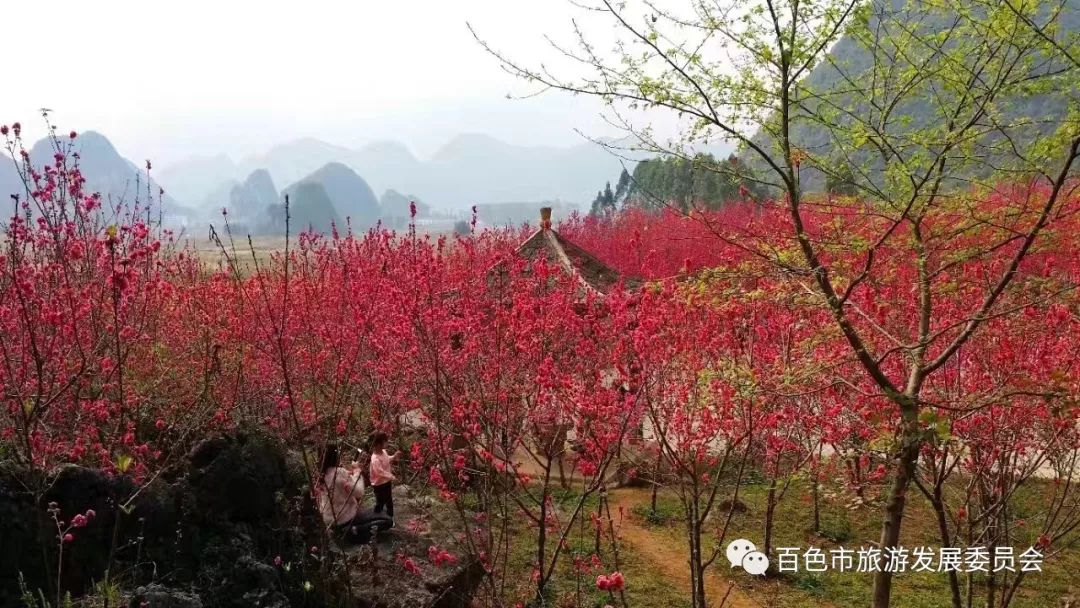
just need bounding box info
[0,467,48,606]
[0,462,189,606]
[345,534,485,608]
[0,431,312,608]
[343,488,484,608]
[223,556,290,608]
[129,584,204,608]
[719,497,749,514]
[612,444,653,488]
[174,432,312,607]
[0,464,183,603]
[186,432,295,522]
[0,431,481,608]
[43,465,142,594]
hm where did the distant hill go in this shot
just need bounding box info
[200,179,239,216]
[379,189,429,229]
[352,141,423,197]
[282,162,379,229]
[0,157,21,207]
[229,169,278,222]
[421,134,632,209]
[157,154,238,207]
[745,0,1080,192]
[239,138,353,193]
[263,181,341,234]
[161,134,647,213]
[0,131,192,225]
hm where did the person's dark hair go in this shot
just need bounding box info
[369,432,389,450]
[320,443,340,474]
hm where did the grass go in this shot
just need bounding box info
[631,495,680,525]
[491,485,691,607]
[406,474,1080,607]
[630,478,1080,608]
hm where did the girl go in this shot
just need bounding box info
[368,432,399,521]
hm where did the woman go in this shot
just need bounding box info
[317,443,393,543]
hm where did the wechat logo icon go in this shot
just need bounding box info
[727,539,769,576]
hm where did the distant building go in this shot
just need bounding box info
[472,201,580,228]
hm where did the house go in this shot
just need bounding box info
[503,207,642,294]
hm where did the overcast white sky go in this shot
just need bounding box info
[1,0,668,166]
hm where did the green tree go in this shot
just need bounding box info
[590,181,617,215]
[613,168,632,204]
[475,1,1080,606]
[825,159,858,197]
[626,153,762,211]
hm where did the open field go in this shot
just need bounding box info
[184,234,292,268]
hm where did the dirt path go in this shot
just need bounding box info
[608,488,761,608]
[511,452,836,607]
[511,450,760,606]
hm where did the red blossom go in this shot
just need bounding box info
[0,132,1077,607]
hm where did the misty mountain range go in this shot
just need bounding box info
[158,133,644,215]
[0,130,656,231]
[0,131,188,221]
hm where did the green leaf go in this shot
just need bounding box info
[115,454,134,474]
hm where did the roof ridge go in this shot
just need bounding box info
[542,229,601,294]
[507,225,641,293]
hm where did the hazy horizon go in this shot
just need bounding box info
[0,0,692,168]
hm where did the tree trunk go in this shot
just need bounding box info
[845,457,867,503]
[872,416,921,608]
[812,482,821,534]
[594,496,604,554]
[684,485,708,608]
[691,524,707,608]
[764,478,778,558]
[986,516,998,608]
[928,487,962,608]
[811,448,822,533]
[651,447,663,515]
[535,497,547,606]
[534,460,551,606]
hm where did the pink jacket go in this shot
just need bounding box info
[369,451,395,486]
[317,466,364,526]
